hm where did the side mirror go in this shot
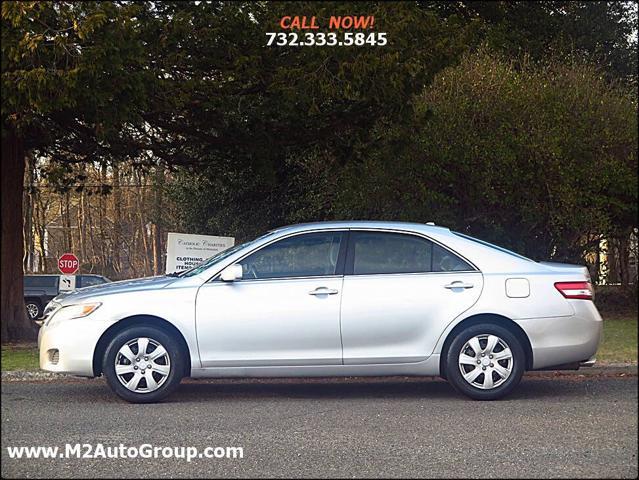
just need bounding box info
[220,264,243,282]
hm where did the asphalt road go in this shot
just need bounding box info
[1,375,637,478]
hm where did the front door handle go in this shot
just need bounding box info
[444,281,474,289]
[309,287,339,296]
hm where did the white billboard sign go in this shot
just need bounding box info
[165,232,235,274]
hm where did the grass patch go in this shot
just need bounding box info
[0,313,636,372]
[1,343,39,371]
[597,314,638,364]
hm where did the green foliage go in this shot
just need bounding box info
[140,2,467,170]
[170,50,637,266]
[1,344,39,371]
[421,1,638,80]
[412,51,637,260]
[2,1,637,262]
[329,51,637,261]
[2,1,152,157]
[157,1,469,237]
[597,315,638,364]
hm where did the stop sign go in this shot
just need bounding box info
[58,253,79,274]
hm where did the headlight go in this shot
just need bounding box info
[46,302,102,326]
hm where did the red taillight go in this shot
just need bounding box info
[554,281,593,300]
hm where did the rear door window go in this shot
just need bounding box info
[347,231,474,275]
[348,232,433,275]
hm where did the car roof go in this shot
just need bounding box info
[264,221,539,273]
[270,220,450,234]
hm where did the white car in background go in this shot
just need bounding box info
[38,221,602,402]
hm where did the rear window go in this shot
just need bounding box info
[24,276,58,288]
[453,232,533,262]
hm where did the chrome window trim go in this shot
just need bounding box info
[206,226,479,283]
[342,270,480,279]
[206,274,345,285]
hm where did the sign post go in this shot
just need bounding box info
[58,253,79,292]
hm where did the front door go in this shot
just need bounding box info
[195,231,347,367]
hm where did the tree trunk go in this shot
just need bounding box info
[23,153,35,272]
[63,191,72,253]
[112,162,122,274]
[151,167,164,275]
[136,170,151,276]
[98,163,110,276]
[85,187,98,271]
[593,236,602,285]
[1,128,37,342]
[618,231,631,287]
[152,223,162,276]
[77,165,87,266]
[34,195,49,272]
[77,191,85,263]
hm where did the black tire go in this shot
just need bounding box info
[103,326,184,403]
[25,299,43,320]
[445,323,525,400]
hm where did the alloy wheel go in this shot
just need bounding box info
[26,303,39,319]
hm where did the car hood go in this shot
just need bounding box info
[54,276,177,304]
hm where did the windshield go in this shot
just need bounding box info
[175,232,274,278]
[453,232,534,262]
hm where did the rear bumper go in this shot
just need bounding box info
[534,355,597,371]
[516,301,603,370]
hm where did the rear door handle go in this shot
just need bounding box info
[309,287,339,296]
[444,281,474,289]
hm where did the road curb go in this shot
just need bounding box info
[525,364,637,377]
[2,364,637,382]
[1,371,73,382]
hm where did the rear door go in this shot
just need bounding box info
[340,230,483,365]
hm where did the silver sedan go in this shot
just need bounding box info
[38,221,602,402]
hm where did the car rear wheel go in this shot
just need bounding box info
[103,326,184,403]
[25,300,42,320]
[445,323,525,400]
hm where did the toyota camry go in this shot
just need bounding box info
[38,221,602,402]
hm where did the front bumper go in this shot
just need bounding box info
[38,317,110,377]
[517,300,603,370]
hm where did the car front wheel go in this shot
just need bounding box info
[103,326,184,403]
[445,323,525,400]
